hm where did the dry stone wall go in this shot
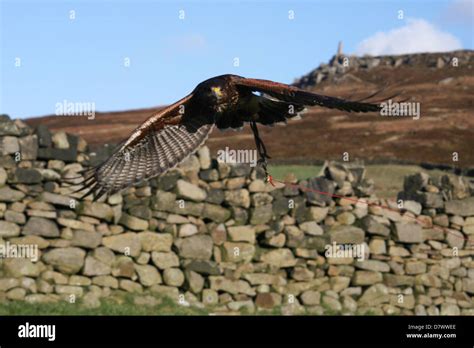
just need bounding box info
[0,116,473,315]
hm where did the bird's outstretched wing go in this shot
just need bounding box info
[233,76,381,113]
[72,94,214,200]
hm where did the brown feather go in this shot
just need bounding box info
[233,76,381,113]
[73,93,214,199]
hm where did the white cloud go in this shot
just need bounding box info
[355,18,462,56]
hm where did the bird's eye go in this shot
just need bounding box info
[211,87,222,98]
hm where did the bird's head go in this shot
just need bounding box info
[210,86,223,101]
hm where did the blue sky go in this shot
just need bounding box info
[1,0,472,119]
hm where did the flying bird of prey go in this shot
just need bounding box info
[72,74,381,200]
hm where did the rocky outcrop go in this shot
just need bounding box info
[293,50,474,89]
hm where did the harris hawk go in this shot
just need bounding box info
[72,74,381,200]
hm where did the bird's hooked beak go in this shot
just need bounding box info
[211,86,223,99]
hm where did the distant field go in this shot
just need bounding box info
[267,165,323,181]
[268,164,449,198]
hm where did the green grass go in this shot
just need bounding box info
[0,294,284,316]
[0,293,209,316]
[268,164,448,198]
[0,292,388,316]
[267,165,322,181]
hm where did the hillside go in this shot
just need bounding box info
[25,50,474,168]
